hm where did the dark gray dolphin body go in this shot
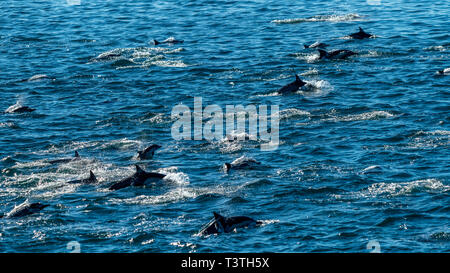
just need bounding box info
[277,75,306,94]
[199,212,262,235]
[304,42,328,49]
[0,202,49,219]
[349,27,373,39]
[67,171,97,184]
[437,68,449,75]
[5,106,35,113]
[153,38,184,45]
[109,165,166,191]
[137,144,161,160]
[49,151,80,164]
[318,49,357,60]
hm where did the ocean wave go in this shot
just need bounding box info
[110,185,235,206]
[271,13,363,24]
[280,108,311,120]
[325,111,394,123]
[90,46,186,69]
[407,130,450,149]
[363,179,449,197]
[424,45,447,52]
[0,122,17,128]
[301,68,319,76]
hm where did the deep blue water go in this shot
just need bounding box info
[0,0,449,252]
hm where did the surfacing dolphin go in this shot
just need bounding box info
[67,170,97,184]
[109,165,166,191]
[199,212,262,235]
[349,27,373,39]
[304,42,328,49]
[153,37,184,45]
[437,68,450,75]
[4,105,35,114]
[277,75,306,94]
[318,49,357,60]
[224,157,261,172]
[137,144,161,160]
[17,74,55,82]
[49,151,80,164]
[0,201,49,219]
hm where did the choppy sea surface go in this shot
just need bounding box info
[0,0,449,252]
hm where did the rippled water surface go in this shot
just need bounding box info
[0,0,449,252]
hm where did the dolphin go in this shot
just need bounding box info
[318,49,357,60]
[137,144,161,160]
[437,68,449,75]
[17,74,55,82]
[67,170,97,184]
[224,157,261,172]
[277,75,306,94]
[0,201,49,219]
[199,212,262,235]
[153,37,184,45]
[349,27,373,39]
[304,42,328,49]
[49,151,80,164]
[109,165,166,191]
[4,105,35,113]
[27,74,54,82]
[91,51,122,62]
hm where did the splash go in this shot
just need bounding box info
[363,179,449,197]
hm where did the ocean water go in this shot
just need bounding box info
[0,0,449,253]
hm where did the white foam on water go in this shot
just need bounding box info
[141,113,172,124]
[414,130,450,136]
[258,219,280,226]
[272,13,363,24]
[150,60,188,68]
[424,45,446,52]
[299,80,333,97]
[362,179,449,198]
[407,130,450,149]
[325,111,394,123]
[301,68,319,76]
[295,52,321,63]
[253,91,280,97]
[280,108,311,120]
[0,122,16,128]
[109,184,236,206]
[157,166,190,186]
[90,47,186,69]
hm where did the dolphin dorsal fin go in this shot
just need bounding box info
[74,151,80,158]
[224,163,232,171]
[318,49,328,58]
[89,170,97,182]
[135,165,144,173]
[213,212,224,220]
[295,75,306,86]
[359,27,365,33]
[153,39,160,45]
